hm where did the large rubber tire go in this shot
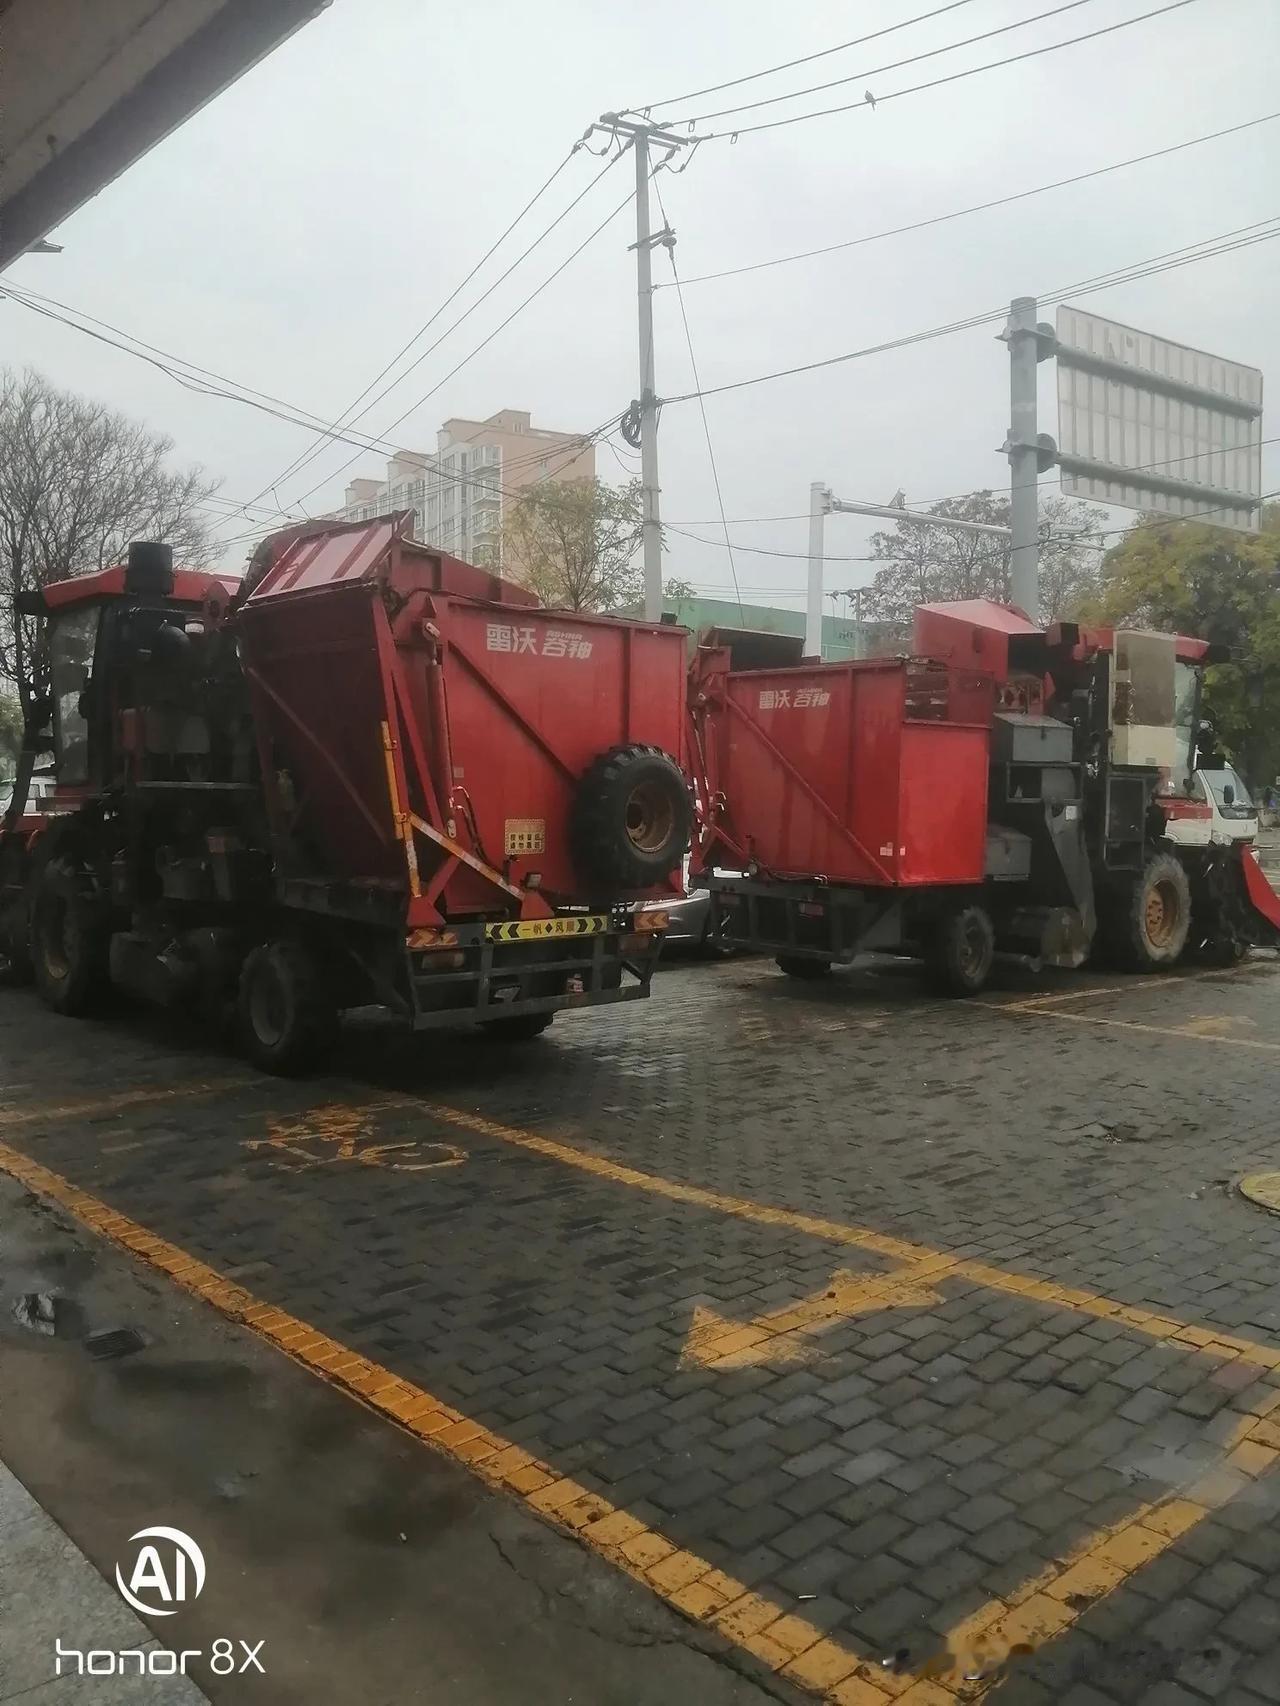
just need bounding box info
[482,1012,554,1041]
[572,744,691,891]
[31,859,109,1015]
[776,954,832,980]
[1111,853,1192,970]
[926,903,995,996]
[237,939,338,1076]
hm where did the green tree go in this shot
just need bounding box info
[503,477,645,612]
[0,368,218,720]
[861,491,1106,623]
[1086,504,1280,789]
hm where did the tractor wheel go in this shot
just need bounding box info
[237,939,337,1076]
[926,903,995,997]
[573,744,691,891]
[31,859,109,1015]
[482,1012,555,1041]
[776,954,831,980]
[1112,853,1192,970]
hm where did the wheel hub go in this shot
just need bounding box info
[624,780,675,854]
[1145,877,1179,947]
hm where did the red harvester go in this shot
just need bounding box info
[689,600,1280,993]
[0,516,691,1070]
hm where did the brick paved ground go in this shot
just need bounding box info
[4,951,1280,1701]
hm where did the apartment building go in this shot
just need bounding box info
[337,409,596,571]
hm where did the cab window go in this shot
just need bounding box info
[49,604,100,786]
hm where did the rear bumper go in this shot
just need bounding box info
[405,921,663,1031]
[710,875,902,963]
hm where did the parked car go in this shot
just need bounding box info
[634,858,736,956]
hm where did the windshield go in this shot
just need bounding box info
[49,604,100,786]
[1168,660,1199,793]
[1201,766,1254,814]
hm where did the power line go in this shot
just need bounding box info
[0,281,617,518]
[275,148,628,505]
[665,0,1102,126]
[653,179,745,620]
[657,111,1280,291]
[695,0,1200,141]
[667,525,878,562]
[657,215,1280,406]
[242,146,584,513]
[629,0,980,114]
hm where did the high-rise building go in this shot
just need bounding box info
[335,409,595,573]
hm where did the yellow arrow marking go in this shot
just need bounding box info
[680,1262,943,1370]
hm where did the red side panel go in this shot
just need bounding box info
[240,581,401,881]
[898,724,989,884]
[712,660,990,887]
[433,602,688,902]
[1243,845,1280,932]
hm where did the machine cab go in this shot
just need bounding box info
[28,543,242,808]
[1164,765,1259,850]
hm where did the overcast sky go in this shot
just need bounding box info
[7,0,1279,606]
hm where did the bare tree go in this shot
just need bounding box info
[860,490,1105,625]
[503,477,645,612]
[0,369,220,720]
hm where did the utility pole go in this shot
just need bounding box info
[806,481,830,657]
[1002,296,1057,621]
[593,114,695,621]
[808,487,1010,662]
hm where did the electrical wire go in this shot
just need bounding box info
[288,171,638,509]
[275,147,629,505]
[628,0,980,113]
[653,179,745,620]
[0,282,617,517]
[242,146,585,513]
[694,0,1200,141]
[656,110,1280,291]
[662,0,1102,126]
[657,215,1280,406]
[667,526,879,562]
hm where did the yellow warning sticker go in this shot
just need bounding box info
[504,818,546,855]
[485,915,607,943]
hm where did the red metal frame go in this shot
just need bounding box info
[240,516,687,928]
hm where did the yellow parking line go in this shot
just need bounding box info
[415,1099,1280,1372]
[0,1137,888,1699]
[4,1092,1278,1701]
[993,1005,1280,1053]
[0,1080,252,1131]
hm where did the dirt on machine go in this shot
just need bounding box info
[0,515,691,1071]
[689,599,1280,995]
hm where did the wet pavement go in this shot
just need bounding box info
[4,950,1280,1703]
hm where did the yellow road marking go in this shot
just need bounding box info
[245,1103,466,1172]
[934,1399,1280,1700]
[987,959,1274,1014]
[12,1122,1270,1704]
[0,1080,252,1132]
[995,1005,1280,1053]
[681,1264,943,1371]
[0,1137,884,1698]
[411,1097,1280,1372]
